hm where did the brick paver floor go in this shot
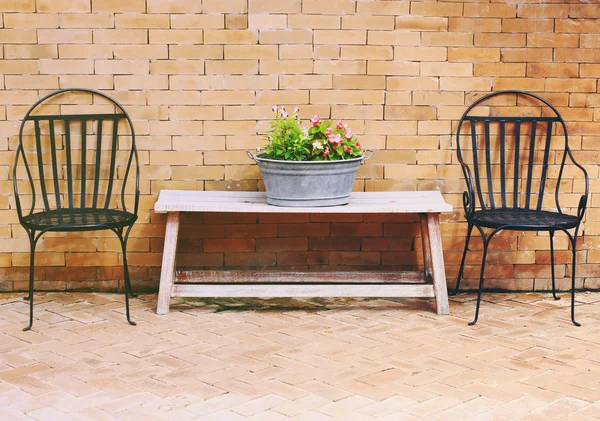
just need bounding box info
[1,291,600,420]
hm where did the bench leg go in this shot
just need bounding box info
[157,211,180,315]
[425,212,450,315]
[419,213,433,280]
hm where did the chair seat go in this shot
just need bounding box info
[21,208,136,231]
[471,208,578,230]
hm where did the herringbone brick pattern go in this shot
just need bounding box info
[1,292,600,420]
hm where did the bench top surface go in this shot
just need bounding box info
[154,190,452,214]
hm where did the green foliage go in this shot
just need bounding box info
[263,109,309,161]
[262,106,364,161]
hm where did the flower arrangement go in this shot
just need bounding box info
[262,106,363,161]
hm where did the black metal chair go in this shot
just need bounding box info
[14,88,139,330]
[453,90,588,326]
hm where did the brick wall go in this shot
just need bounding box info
[1,0,600,293]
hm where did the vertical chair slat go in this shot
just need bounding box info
[484,119,495,209]
[525,120,537,209]
[104,117,119,209]
[499,120,506,208]
[470,120,486,210]
[34,120,51,211]
[92,118,103,208]
[48,119,61,209]
[65,119,74,208]
[537,120,554,211]
[80,119,87,208]
[513,120,521,208]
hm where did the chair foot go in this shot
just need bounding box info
[130,292,138,298]
[553,294,561,301]
[23,321,32,331]
[468,319,477,326]
[124,287,136,326]
[23,295,30,301]
[572,318,581,327]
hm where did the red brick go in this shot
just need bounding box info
[225,224,278,238]
[556,18,599,33]
[503,18,553,33]
[331,223,382,237]
[178,253,224,267]
[256,238,308,252]
[330,252,381,266]
[225,252,277,267]
[258,214,310,223]
[179,225,225,240]
[279,223,331,237]
[381,251,419,266]
[176,238,203,253]
[383,223,422,238]
[310,214,363,223]
[462,264,515,279]
[309,237,361,251]
[536,251,586,265]
[204,239,255,252]
[362,214,418,223]
[277,251,329,265]
[203,213,257,224]
[362,238,413,252]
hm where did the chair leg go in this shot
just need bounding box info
[549,231,560,301]
[119,229,136,326]
[452,223,473,296]
[23,232,37,331]
[571,236,580,327]
[469,237,489,326]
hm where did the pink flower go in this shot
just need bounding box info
[329,133,343,144]
[325,127,333,138]
[336,120,344,130]
[323,147,330,157]
[356,141,362,150]
[310,114,321,127]
[344,129,353,140]
[343,145,352,153]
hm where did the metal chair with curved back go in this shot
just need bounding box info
[453,90,588,326]
[14,88,139,330]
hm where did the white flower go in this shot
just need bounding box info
[294,107,299,113]
[313,140,323,150]
[280,110,289,117]
[302,127,309,137]
[272,105,278,112]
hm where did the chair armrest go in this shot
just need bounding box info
[577,194,587,221]
[12,146,33,221]
[556,147,588,221]
[460,162,476,217]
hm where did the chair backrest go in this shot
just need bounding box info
[456,90,572,213]
[14,88,139,219]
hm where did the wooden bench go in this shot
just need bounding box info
[154,190,453,315]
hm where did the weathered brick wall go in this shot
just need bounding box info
[1,0,599,292]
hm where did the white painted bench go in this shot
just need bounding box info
[154,190,453,315]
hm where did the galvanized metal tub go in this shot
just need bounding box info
[248,151,374,207]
